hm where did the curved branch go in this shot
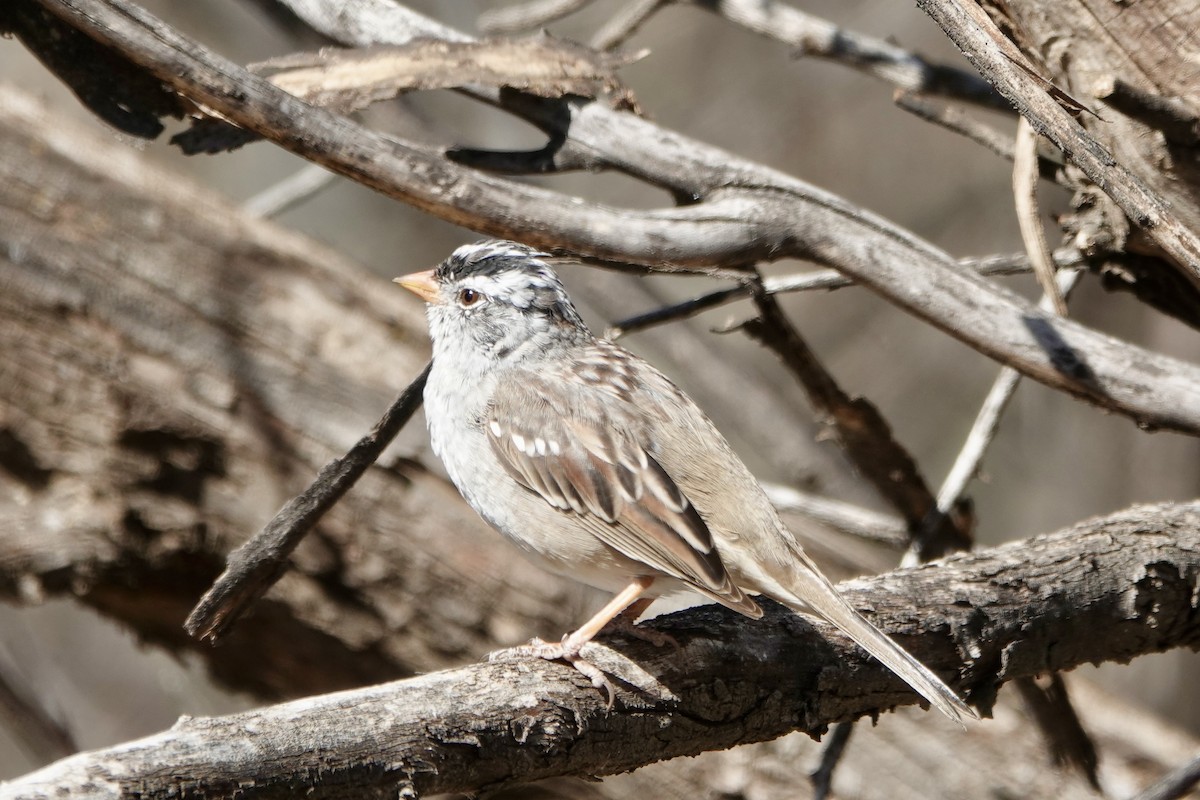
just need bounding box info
[30,0,1200,437]
[5,502,1199,799]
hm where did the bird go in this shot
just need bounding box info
[396,239,974,722]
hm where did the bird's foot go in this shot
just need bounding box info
[490,632,679,707]
[492,636,618,708]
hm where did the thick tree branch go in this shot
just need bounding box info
[4,502,1199,799]
[27,0,1200,437]
[916,0,1200,286]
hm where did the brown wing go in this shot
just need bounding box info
[486,364,760,616]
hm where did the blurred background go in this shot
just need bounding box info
[1,0,1197,791]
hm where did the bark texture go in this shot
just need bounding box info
[3,0,1200,794]
[0,83,594,700]
[996,0,1200,247]
[1,80,1199,799]
[4,503,1199,799]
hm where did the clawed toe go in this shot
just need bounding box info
[491,636,617,708]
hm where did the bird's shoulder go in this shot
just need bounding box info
[495,339,691,424]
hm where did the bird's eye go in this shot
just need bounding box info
[457,288,483,307]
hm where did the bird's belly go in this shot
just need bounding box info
[431,417,650,595]
[474,477,650,594]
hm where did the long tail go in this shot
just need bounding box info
[770,555,976,724]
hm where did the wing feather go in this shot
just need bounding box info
[486,361,759,616]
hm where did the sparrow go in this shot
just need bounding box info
[397,240,973,721]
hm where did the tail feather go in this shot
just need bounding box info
[773,561,976,724]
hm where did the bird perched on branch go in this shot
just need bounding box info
[397,239,974,722]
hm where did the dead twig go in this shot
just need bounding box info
[927,268,1082,528]
[184,362,431,643]
[810,721,855,800]
[744,286,971,558]
[591,0,670,50]
[243,163,337,218]
[896,90,1016,159]
[680,0,1008,110]
[606,250,1082,339]
[761,483,908,548]
[1013,116,1067,314]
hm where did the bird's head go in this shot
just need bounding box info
[396,240,591,367]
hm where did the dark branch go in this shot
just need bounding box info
[744,289,971,559]
[809,721,855,800]
[184,362,431,643]
[1015,675,1100,789]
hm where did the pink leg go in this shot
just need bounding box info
[560,576,656,654]
[504,576,656,708]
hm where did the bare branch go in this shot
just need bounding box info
[586,0,1008,109]
[896,91,1017,160]
[931,269,1083,520]
[744,288,971,558]
[591,0,669,50]
[1013,117,1067,314]
[479,0,598,34]
[0,659,76,764]
[689,0,1008,110]
[242,162,337,217]
[184,362,431,644]
[5,502,1199,799]
[30,0,1200,434]
[810,721,855,800]
[1015,675,1101,789]
[761,483,908,548]
[606,250,1079,339]
[916,0,1200,288]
